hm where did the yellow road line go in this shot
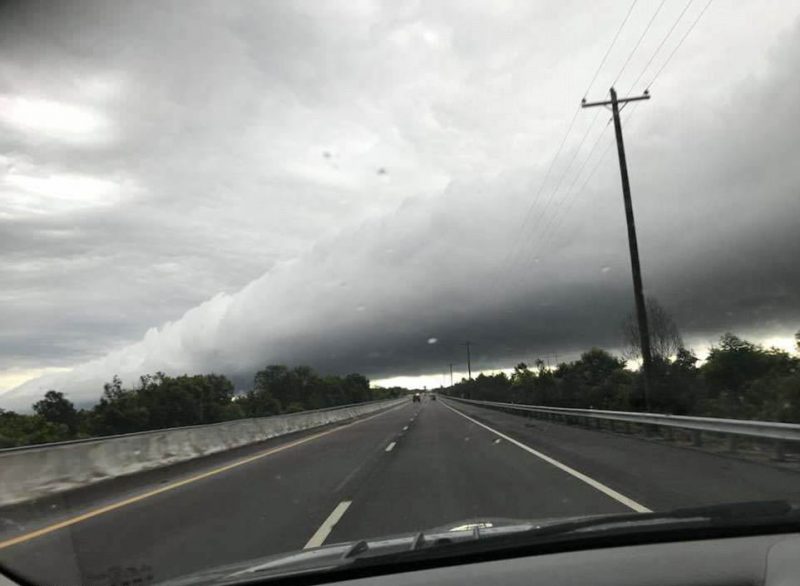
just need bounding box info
[0,402,407,550]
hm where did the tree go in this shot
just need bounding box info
[1,366,385,448]
[653,347,704,414]
[0,409,72,448]
[342,373,371,404]
[33,390,79,435]
[87,372,237,434]
[703,334,775,395]
[239,389,281,417]
[700,334,799,419]
[622,297,683,361]
[89,376,150,435]
[556,348,630,409]
[510,363,533,386]
[254,365,295,410]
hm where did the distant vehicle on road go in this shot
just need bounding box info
[431,394,437,401]
[412,393,421,403]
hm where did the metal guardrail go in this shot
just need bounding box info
[446,397,800,460]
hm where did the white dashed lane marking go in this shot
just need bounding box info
[304,501,352,549]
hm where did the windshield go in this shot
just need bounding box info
[1,1,800,585]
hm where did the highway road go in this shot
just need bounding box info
[2,398,800,585]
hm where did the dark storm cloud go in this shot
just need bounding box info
[1,1,799,407]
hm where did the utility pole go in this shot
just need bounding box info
[462,342,473,380]
[582,87,653,410]
[449,363,454,387]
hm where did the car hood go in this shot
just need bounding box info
[157,501,799,585]
[156,516,567,585]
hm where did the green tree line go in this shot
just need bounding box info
[0,366,405,448]
[445,332,800,422]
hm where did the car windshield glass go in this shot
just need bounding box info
[1,1,800,585]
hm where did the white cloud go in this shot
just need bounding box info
[1,170,126,217]
[0,366,72,394]
[0,95,113,145]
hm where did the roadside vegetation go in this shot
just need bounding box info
[0,366,405,448]
[2,309,797,448]
[446,330,800,423]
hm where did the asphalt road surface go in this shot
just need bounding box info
[3,398,800,585]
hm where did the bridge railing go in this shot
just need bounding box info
[0,398,405,507]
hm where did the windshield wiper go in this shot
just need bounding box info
[345,500,799,567]
[497,500,797,540]
[180,501,799,585]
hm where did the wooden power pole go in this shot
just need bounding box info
[582,87,653,410]
[463,342,473,381]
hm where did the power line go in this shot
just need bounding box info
[535,104,641,254]
[519,108,602,258]
[613,0,668,86]
[624,0,695,96]
[583,0,640,99]
[521,118,611,265]
[502,105,581,270]
[507,0,644,276]
[647,0,714,89]
[556,137,616,230]
[527,0,685,264]
[532,120,614,252]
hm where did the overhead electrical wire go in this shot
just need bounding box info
[505,115,607,290]
[583,0,640,99]
[507,0,669,281]
[530,119,614,253]
[612,0,669,86]
[528,110,608,262]
[646,0,715,89]
[520,108,602,250]
[540,138,616,253]
[501,105,582,270]
[624,0,696,96]
[535,103,642,255]
[518,0,653,267]
[528,0,713,263]
[515,0,667,274]
[505,0,642,273]
[520,0,715,271]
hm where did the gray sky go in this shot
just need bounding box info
[1,0,799,408]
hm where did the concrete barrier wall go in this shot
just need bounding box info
[0,398,404,506]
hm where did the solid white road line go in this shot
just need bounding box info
[385,442,396,452]
[441,401,651,513]
[304,501,352,549]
